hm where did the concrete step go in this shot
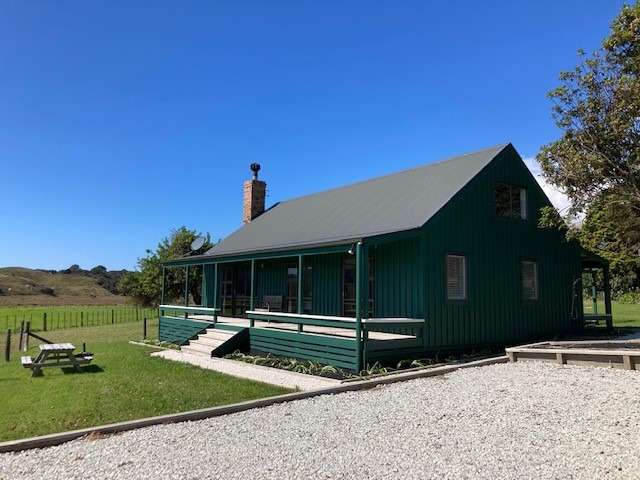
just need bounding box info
[191,336,226,348]
[182,342,214,355]
[180,345,211,357]
[181,327,244,358]
[202,329,236,341]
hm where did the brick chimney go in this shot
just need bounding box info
[242,163,266,224]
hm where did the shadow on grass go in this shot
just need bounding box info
[61,365,105,375]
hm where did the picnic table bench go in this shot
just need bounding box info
[21,343,93,377]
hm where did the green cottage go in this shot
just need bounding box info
[159,144,612,371]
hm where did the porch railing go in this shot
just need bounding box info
[159,305,220,322]
[583,313,613,327]
[246,310,426,335]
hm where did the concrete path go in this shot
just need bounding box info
[151,349,341,391]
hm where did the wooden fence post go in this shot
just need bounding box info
[111,309,114,324]
[43,312,47,332]
[4,329,10,362]
[25,321,30,351]
[18,321,24,353]
[143,317,147,339]
[81,311,84,327]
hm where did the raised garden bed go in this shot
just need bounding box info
[506,340,640,370]
[224,350,498,381]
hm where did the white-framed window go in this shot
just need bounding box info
[446,255,466,300]
[519,187,528,219]
[496,183,527,219]
[521,261,538,300]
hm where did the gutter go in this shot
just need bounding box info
[162,238,362,266]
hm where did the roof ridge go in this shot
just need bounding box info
[271,143,509,208]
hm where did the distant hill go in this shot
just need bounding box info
[0,266,128,306]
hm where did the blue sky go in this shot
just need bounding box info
[0,1,625,270]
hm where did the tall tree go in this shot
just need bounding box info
[537,2,640,290]
[118,227,214,306]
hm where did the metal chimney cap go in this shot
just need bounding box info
[250,163,261,180]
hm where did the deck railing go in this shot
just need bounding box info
[583,313,613,327]
[158,305,222,346]
[246,310,426,335]
[246,311,427,370]
[159,305,220,322]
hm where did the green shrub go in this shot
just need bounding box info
[224,350,493,379]
[223,351,350,379]
[616,290,640,304]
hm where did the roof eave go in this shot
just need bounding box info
[162,237,363,266]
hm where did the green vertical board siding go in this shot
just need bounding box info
[254,258,288,300]
[421,146,581,350]
[202,264,216,307]
[309,254,342,316]
[372,236,424,319]
[159,317,213,345]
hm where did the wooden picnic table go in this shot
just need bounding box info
[21,343,93,377]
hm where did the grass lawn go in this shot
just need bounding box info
[0,320,291,442]
[584,300,640,327]
[612,303,640,327]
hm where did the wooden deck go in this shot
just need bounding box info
[158,306,426,371]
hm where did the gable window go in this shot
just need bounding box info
[446,255,466,300]
[521,261,538,300]
[496,184,527,219]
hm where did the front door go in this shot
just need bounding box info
[219,265,234,317]
[342,255,356,317]
[286,264,298,313]
[342,254,375,317]
[218,263,251,317]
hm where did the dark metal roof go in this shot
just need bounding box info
[204,144,509,258]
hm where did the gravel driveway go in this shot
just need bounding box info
[2,362,639,479]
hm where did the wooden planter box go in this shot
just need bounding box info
[506,340,640,371]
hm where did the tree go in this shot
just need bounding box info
[118,227,214,306]
[537,2,640,291]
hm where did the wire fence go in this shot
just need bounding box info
[0,306,158,333]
